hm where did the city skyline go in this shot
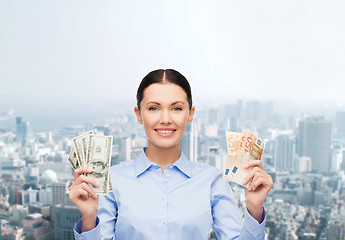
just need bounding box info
[1,101,345,239]
[1,97,345,133]
[1,2,345,238]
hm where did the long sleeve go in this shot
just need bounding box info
[211,172,266,240]
[72,150,267,240]
[73,190,118,240]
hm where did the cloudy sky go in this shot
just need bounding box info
[0,1,345,130]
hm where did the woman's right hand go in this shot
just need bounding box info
[69,167,99,232]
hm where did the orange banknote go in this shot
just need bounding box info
[224,129,265,187]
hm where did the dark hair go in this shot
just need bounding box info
[136,69,193,109]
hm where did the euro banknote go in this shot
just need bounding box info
[223,129,265,188]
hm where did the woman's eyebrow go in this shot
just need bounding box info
[145,101,185,106]
[146,101,160,105]
[171,101,185,105]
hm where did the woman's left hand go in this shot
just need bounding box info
[242,160,273,223]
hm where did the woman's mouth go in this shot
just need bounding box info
[155,129,176,137]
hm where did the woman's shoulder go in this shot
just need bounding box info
[109,160,135,176]
[189,160,222,178]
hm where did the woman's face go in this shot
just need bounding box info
[135,82,195,150]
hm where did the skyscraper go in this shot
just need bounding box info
[120,137,131,161]
[273,133,295,172]
[54,203,82,240]
[180,121,198,162]
[51,181,69,224]
[208,108,218,124]
[52,182,69,207]
[244,101,261,121]
[16,117,27,146]
[335,111,345,136]
[298,117,331,172]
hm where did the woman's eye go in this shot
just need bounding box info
[173,107,182,111]
[149,107,158,111]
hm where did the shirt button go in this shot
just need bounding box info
[161,220,165,224]
[257,227,261,231]
[165,173,170,178]
[169,166,173,169]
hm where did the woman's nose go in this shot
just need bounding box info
[160,110,172,124]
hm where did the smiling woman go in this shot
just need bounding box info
[69,69,273,240]
[134,71,195,171]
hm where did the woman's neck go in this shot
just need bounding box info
[145,142,181,173]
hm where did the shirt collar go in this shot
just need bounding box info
[173,151,192,178]
[134,148,192,178]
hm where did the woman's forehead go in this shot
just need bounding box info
[142,83,188,103]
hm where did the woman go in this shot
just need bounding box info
[70,69,273,239]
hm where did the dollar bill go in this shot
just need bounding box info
[86,135,113,195]
[72,130,94,167]
[223,129,265,188]
[108,177,113,192]
[68,146,80,169]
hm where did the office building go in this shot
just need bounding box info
[335,111,345,136]
[120,137,131,161]
[208,108,218,124]
[15,116,33,147]
[296,157,312,173]
[297,117,331,173]
[38,187,52,205]
[23,213,54,240]
[28,204,51,219]
[327,218,345,239]
[54,203,82,240]
[180,122,198,162]
[273,134,295,172]
[52,182,69,207]
[244,101,261,121]
[10,205,28,226]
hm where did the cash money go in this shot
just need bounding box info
[72,130,94,167]
[223,129,265,188]
[69,130,113,195]
[86,135,113,195]
[68,147,80,169]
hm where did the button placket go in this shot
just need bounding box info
[159,169,168,236]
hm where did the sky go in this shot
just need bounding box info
[1,1,345,131]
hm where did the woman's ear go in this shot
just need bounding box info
[187,106,195,124]
[134,107,143,124]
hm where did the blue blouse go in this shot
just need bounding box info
[74,149,265,240]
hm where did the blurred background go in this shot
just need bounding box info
[1,1,345,239]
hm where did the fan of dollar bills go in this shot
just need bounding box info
[223,129,265,188]
[68,130,113,195]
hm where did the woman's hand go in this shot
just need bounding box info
[69,167,99,232]
[242,160,273,223]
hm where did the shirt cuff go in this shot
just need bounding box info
[243,207,266,237]
[73,217,100,240]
